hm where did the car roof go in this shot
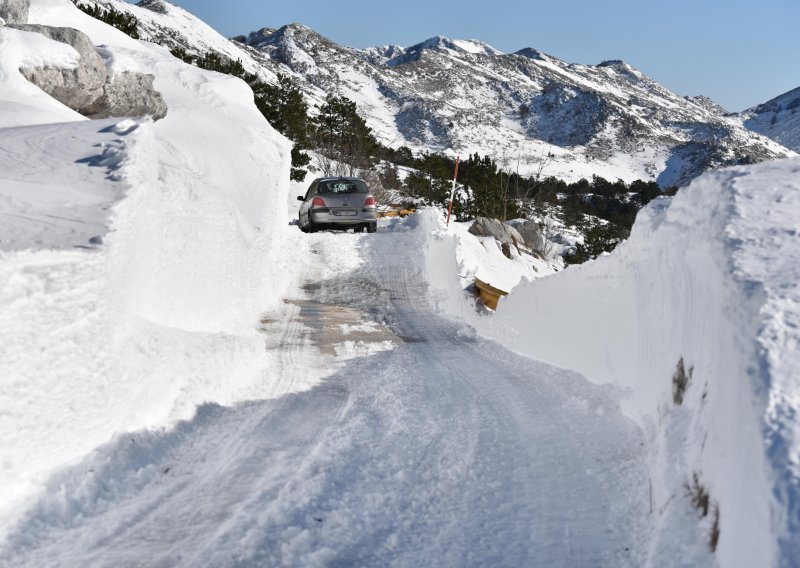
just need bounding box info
[314,176,366,182]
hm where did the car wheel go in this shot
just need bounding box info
[299,216,308,233]
[367,222,377,234]
[307,212,317,233]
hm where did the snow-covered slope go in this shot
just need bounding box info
[0,0,291,539]
[85,0,793,187]
[248,27,792,187]
[738,86,800,152]
[422,158,800,566]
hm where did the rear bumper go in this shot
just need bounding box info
[310,209,377,225]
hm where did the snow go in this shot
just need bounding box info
[739,86,800,153]
[0,119,136,251]
[450,38,501,56]
[422,159,800,566]
[1,0,798,565]
[1,0,292,544]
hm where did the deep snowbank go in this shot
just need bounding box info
[1,0,293,540]
[422,158,800,567]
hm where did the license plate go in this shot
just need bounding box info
[332,210,357,216]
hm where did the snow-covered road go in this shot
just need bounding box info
[3,225,651,567]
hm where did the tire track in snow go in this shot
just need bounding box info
[2,226,651,567]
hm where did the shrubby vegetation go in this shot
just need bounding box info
[252,74,313,181]
[378,146,675,264]
[74,2,140,39]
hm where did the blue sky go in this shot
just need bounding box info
[146,0,798,112]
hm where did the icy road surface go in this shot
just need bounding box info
[4,223,651,567]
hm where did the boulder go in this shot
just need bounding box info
[469,216,524,246]
[0,0,29,24]
[82,70,168,120]
[512,219,545,252]
[11,24,168,120]
[13,25,106,109]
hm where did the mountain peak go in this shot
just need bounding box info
[406,36,500,57]
[514,48,550,61]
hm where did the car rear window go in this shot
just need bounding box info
[318,179,368,194]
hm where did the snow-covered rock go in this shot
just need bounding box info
[468,216,525,251]
[11,23,167,119]
[0,0,29,24]
[12,24,106,109]
[82,69,167,119]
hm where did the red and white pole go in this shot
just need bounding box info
[446,155,460,226]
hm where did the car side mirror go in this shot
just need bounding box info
[297,195,304,201]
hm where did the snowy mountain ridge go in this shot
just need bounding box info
[83,0,794,188]
[735,85,800,152]
[233,21,795,186]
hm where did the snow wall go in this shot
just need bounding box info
[422,158,800,567]
[0,0,292,536]
[29,0,293,332]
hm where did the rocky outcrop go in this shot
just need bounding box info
[0,0,29,24]
[136,0,169,15]
[469,217,526,258]
[509,219,545,252]
[11,24,167,120]
[82,71,167,119]
[14,24,107,109]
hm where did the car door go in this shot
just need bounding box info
[300,181,319,224]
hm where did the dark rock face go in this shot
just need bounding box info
[11,24,167,120]
[13,24,107,109]
[528,85,609,147]
[136,0,169,14]
[0,0,29,24]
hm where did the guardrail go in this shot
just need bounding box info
[473,278,508,311]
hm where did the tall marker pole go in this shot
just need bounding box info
[446,155,460,226]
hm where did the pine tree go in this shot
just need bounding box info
[253,74,313,181]
[75,2,139,39]
[311,94,379,175]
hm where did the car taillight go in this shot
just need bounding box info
[311,196,326,207]
[363,196,376,207]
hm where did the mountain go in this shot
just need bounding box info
[736,86,800,153]
[92,0,794,187]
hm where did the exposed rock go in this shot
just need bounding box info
[82,71,167,120]
[468,217,525,256]
[509,219,545,252]
[137,0,170,15]
[0,0,29,24]
[12,24,106,109]
[12,24,167,120]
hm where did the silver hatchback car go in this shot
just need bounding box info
[297,177,378,233]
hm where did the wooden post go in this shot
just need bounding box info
[446,155,460,226]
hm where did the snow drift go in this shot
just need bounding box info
[423,158,800,566]
[1,0,292,540]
